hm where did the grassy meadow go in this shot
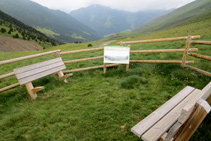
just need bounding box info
[0,31,211,141]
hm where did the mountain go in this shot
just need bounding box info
[0,10,60,50]
[70,5,172,36]
[132,0,211,36]
[0,0,101,43]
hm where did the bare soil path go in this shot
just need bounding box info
[0,36,43,52]
[99,40,117,47]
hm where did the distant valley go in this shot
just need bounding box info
[0,0,101,43]
[70,5,172,36]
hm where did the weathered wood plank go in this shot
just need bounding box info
[174,99,211,140]
[142,89,201,141]
[18,65,66,85]
[16,61,64,79]
[14,58,63,74]
[131,86,195,138]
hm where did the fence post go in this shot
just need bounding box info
[104,63,107,74]
[181,36,192,67]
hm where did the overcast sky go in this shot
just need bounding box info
[30,0,195,13]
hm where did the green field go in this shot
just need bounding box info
[0,33,210,140]
[36,27,60,38]
[0,0,211,139]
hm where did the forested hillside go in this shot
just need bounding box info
[0,10,61,48]
[0,0,101,43]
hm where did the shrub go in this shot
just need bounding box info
[87,43,93,47]
[13,33,19,38]
[0,28,6,33]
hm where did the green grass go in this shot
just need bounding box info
[1,0,210,139]
[36,27,60,38]
[0,36,210,140]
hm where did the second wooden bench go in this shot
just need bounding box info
[131,82,211,141]
[14,57,72,99]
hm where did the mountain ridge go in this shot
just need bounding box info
[0,0,101,43]
[70,5,172,36]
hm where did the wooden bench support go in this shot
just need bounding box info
[131,82,211,141]
[60,73,73,81]
[131,86,195,137]
[25,82,37,100]
[14,57,69,99]
[174,99,211,140]
[32,86,45,93]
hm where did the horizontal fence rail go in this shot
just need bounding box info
[130,60,194,64]
[61,47,104,55]
[64,56,104,64]
[130,48,198,53]
[0,83,20,93]
[2,35,210,94]
[117,35,200,45]
[187,65,211,76]
[191,41,211,45]
[63,64,119,73]
[0,72,15,80]
[189,53,211,61]
[0,50,60,65]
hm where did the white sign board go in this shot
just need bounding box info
[104,46,130,64]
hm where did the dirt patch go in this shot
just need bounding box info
[0,36,43,52]
[99,40,117,47]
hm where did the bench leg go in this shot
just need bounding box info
[25,82,37,100]
[174,99,211,140]
[58,71,71,83]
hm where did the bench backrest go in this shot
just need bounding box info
[14,57,66,85]
[131,82,211,141]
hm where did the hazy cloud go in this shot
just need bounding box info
[30,0,195,13]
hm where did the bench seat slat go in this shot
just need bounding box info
[14,58,62,74]
[142,89,202,141]
[131,86,195,137]
[18,65,66,85]
[16,61,64,80]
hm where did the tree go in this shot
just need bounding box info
[13,33,19,38]
[87,43,93,47]
[0,28,6,33]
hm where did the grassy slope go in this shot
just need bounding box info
[0,34,210,140]
[0,1,211,140]
[134,0,211,35]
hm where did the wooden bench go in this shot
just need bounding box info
[131,82,211,141]
[14,57,72,99]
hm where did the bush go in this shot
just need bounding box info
[87,43,93,47]
[13,33,19,38]
[0,28,6,33]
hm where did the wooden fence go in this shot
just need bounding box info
[0,35,210,93]
[186,40,211,76]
